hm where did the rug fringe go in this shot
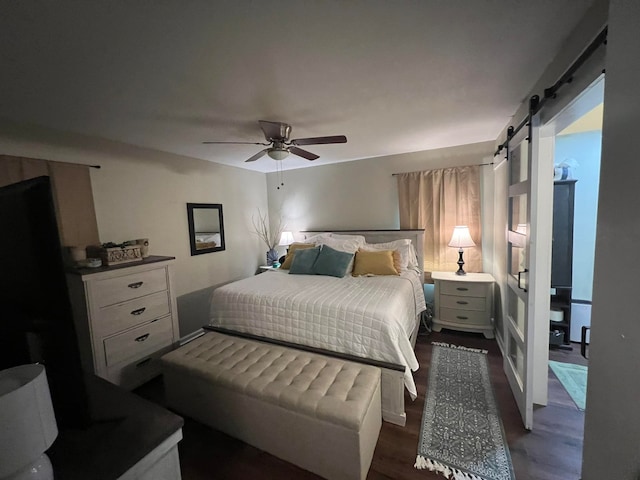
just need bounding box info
[431,341,488,355]
[414,455,485,480]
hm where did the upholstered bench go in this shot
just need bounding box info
[160,331,382,480]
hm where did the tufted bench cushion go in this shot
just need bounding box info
[161,331,382,480]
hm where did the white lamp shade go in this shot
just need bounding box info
[0,364,58,477]
[448,226,476,248]
[279,231,295,246]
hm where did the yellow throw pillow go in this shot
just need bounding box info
[352,249,399,276]
[280,243,316,269]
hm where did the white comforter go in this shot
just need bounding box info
[209,270,426,398]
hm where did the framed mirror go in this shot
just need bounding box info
[187,203,225,255]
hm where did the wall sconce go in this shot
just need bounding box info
[448,226,476,275]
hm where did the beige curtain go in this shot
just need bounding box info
[397,166,482,282]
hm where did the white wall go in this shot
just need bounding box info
[582,1,640,477]
[0,121,268,336]
[266,142,496,270]
[555,131,602,302]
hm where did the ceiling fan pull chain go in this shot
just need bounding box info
[276,160,284,190]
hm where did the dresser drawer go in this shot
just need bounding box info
[106,346,171,390]
[103,316,173,367]
[439,294,486,311]
[440,281,487,297]
[439,307,488,326]
[93,268,168,307]
[95,291,171,337]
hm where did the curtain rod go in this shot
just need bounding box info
[494,26,608,157]
[391,161,494,176]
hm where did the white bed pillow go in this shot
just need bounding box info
[302,233,333,244]
[361,239,417,272]
[315,236,364,274]
[329,233,367,244]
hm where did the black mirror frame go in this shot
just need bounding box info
[187,203,226,256]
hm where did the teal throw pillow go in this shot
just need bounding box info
[313,245,354,278]
[289,246,321,275]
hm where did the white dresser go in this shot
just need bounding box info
[432,271,495,339]
[67,256,180,389]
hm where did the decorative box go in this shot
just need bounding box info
[87,245,142,266]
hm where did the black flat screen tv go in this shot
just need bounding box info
[0,176,88,427]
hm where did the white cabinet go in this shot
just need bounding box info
[67,256,180,389]
[432,271,495,339]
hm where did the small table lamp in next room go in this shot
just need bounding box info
[448,226,476,275]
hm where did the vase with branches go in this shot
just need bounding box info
[252,209,285,265]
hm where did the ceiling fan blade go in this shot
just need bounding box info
[259,120,291,142]
[290,146,319,161]
[245,149,269,162]
[203,141,270,145]
[291,135,347,146]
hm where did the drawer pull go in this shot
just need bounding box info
[456,301,469,305]
[136,358,152,368]
[456,316,469,320]
[135,333,150,342]
[131,307,146,316]
[128,281,144,289]
[456,287,469,291]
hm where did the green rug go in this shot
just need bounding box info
[549,360,588,410]
[415,343,515,480]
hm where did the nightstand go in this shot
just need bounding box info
[432,271,495,339]
[257,265,280,273]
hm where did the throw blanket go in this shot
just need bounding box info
[210,270,426,397]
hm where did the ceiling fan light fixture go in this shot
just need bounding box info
[267,147,289,161]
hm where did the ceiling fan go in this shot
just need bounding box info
[203,120,347,163]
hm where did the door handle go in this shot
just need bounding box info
[517,269,529,292]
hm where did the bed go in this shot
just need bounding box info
[209,229,426,426]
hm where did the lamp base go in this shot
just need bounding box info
[455,249,466,275]
[5,454,54,480]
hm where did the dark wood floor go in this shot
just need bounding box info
[136,330,587,480]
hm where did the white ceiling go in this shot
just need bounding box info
[1,1,595,173]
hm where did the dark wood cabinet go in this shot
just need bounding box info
[550,180,577,346]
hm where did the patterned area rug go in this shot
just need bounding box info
[549,360,588,410]
[415,343,515,480]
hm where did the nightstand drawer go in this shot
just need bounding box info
[439,295,486,311]
[439,307,488,326]
[96,291,171,337]
[103,316,173,367]
[440,281,486,297]
[93,268,168,307]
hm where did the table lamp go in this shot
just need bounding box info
[0,364,58,480]
[279,231,294,248]
[448,226,476,275]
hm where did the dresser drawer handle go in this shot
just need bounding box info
[135,333,150,342]
[128,281,144,289]
[456,316,469,320]
[456,301,469,305]
[136,358,152,368]
[131,307,146,316]
[456,287,469,291]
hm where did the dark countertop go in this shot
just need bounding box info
[49,374,183,480]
